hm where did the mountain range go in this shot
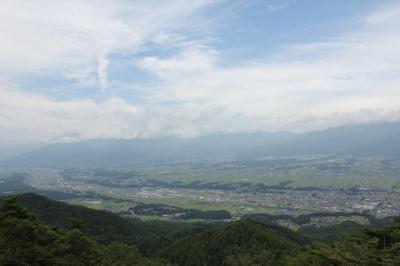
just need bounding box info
[2,122,400,166]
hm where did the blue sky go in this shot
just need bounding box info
[0,0,400,143]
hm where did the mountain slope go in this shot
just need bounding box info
[3,193,400,265]
[0,195,163,265]
[348,133,400,156]
[298,221,365,243]
[15,193,206,245]
[268,122,400,155]
[1,132,297,166]
[159,219,305,266]
[285,219,400,265]
[2,122,400,166]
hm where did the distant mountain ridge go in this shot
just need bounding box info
[1,131,297,166]
[2,122,400,166]
[267,122,400,155]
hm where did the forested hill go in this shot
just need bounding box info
[0,195,164,265]
[1,193,400,265]
[14,193,207,249]
[159,219,305,266]
[16,193,176,240]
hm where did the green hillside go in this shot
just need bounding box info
[159,219,305,266]
[298,221,365,243]
[2,193,400,265]
[14,193,213,256]
[285,219,400,265]
[0,196,165,265]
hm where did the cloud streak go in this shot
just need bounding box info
[97,56,110,91]
[0,0,212,85]
[136,2,400,132]
[0,1,400,143]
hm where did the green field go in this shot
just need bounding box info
[79,155,400,189]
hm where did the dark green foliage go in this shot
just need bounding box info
[298,221,365,243]
[3,193,400,265]
[133,202,231,220]
[159,219,302,266]
[368,215,395,227]
[0,196,157,266]
[16,193,203,245]
[180,209,231,220]
[285,219,400,265]
[242,213,293,223]
[14,193,212,257]
[16,193,155,239]
[132,202,184,215]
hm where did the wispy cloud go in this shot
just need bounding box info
[97,55,110,91]
[263,0,292,12]
[135,2,400,132]
[0,1,400,143]
[0,0,212,87]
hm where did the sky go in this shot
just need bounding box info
[1,0,400,144]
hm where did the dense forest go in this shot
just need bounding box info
[1,193,400,265]
[0,195,167,265]
[131,202,231,220]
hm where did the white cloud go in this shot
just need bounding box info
[0,84,197,143]
[97,55,110,91]
[135,2,400,132]
[0,0,212,85]
[1,1,400,143]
